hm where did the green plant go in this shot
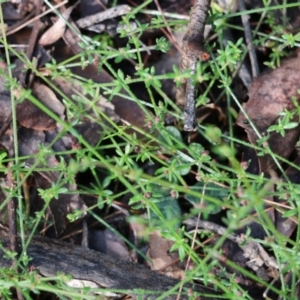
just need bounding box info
[0,1,300,299]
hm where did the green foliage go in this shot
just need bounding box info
[185,182,228,216]
[0,1,300,299]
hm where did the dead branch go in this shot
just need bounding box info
[238,0,259,78]
[19,0,44,86]
[176,0,211,131]
[0,229,220,300]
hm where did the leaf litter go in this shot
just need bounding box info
[0,0,300,299]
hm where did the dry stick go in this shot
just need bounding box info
[2,10,36,36]
[238,0,259,78]
[0,0,68,38]
[176,0,211,131]
[19,0,44,87]
[76,4,131,28]
[153,0,180,52]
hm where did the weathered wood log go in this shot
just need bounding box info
[0,230,219,299]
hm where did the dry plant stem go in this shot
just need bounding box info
[76,4,131,28]
[19,0,44,86]
[153,0,179,51]
[177,0,211,131]
[238,0,259,78]
[1,0,68,38]
[26,0,43,56]
[3,10,36,36]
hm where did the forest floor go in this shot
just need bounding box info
[1,1,300,299]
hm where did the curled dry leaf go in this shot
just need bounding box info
[39,6,74,46]
[236,50,300,173]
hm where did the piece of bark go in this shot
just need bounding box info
[0,230,219,299]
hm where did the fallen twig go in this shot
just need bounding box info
[176,0,211,131]
[238,0,259,78]
[19,0,43,86]
[76,5,131,29]
[1,1,68,38]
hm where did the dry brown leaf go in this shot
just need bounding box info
[33,82,65,118]
[147,231,184,280]
[16,82,64,131]
[39,6,73,46]
[236,49,300,173]
[17,100,57,130]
